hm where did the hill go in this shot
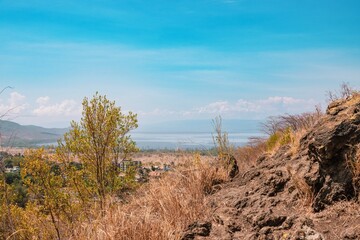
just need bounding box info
[0,120,68,147]
[182,94,360,239]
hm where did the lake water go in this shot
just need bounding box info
[131,132,265,150]
[39,132,265,150]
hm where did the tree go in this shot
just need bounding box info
[57,92,138,209]
[0,86,16,238]
[21,148,72,240]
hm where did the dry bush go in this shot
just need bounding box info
[327,82,359,102]
[262,107,322,136]
[262,108,323,154]
[232,108,323,169]
[70,156,228,240]
[234,137,266,171]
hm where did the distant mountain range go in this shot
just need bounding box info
[0,120,68,147]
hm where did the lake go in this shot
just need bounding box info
[38,132,265,150]
[131,132,265,150]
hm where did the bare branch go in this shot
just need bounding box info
[0,86,13,96]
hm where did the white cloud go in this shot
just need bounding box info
[0,91,27,116]
[36,96,50,105]
[260,96,302,105]
[197,96,316,116]
[198,101,230,113]
[33,98,81,117]
[136,96,317,123]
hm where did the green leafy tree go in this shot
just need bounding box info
[57,92,138,209]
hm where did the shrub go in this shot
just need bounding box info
[266,131,281,151]
[262,109,323,153]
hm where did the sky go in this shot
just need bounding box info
[0,0,359,128]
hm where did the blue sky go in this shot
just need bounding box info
[0,0,359,127]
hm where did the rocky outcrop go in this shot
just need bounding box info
[304,96,360,211]
[184,94,360,239]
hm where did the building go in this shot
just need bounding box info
[5,166,20,173]
[118,160,142,172]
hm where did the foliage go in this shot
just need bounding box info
[57,92,139,209]
[265,127,294,152]
[21,148,76,239]
[5,172,21,185]
[0,153,28,238]
[266,131,282,151]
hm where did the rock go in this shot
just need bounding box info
[303,95,360,210]
[253,213,287,229]
[295,226,324,240]
[181,222,212,240]
[228,154,239,178]
[341,228,360,240]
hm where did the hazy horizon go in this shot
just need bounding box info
[0,118,265,149]
[1,1,360,127]
[1,118,263,134]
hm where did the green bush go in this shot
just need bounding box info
[280,127,293,145]
[266,127,293,151]
[5,172,21,185]
[266,132,281,151]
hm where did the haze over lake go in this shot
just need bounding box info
[132,119,264,149]
[23,119,265,150]
[132,131,265,150]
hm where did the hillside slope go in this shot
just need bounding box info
[0,120,68,147]
[183,95,360,239]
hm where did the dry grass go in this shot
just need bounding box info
[287,166,315,207]
[289,128,308,155]
[70,156,228,240]
[234,138,266,171]
[346,144,360,197]
[309,201,360,240]
[293,175,315,207]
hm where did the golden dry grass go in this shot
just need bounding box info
[292,174,315,207]
[346,144,360,198]
[234,139,266,171]
[70,156,228,240]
